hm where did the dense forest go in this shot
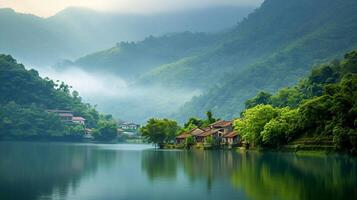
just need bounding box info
[235,51,357,153]
[69,32,221,79]
[174,0,357,121]
[140,50,357,153]
[0,55,117,140]
[69,0,357,123]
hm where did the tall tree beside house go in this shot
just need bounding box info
[182,111,219,132]
[140,118,180,148]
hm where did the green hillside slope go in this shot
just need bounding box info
[0,55,103,139]
[173,0,357,120]
[71,32,221,79]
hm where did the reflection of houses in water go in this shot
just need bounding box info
[176,120,241,147]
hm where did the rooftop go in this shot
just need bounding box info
[72,117,86,121]
[176,133,191,139]
[210,120,233,128]
[223,131,238,138]
[198,129,220,137]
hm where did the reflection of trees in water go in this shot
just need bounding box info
[141,150,357,200]
[230,153,357,200]
[179,150,241,191]
[0,142,117,200]
[141,150,178,181]
[141,150,241,190]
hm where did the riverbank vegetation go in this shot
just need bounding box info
[0,54,117,141]
[140,50,357,154]
[237,51,357,153]
[140,111,219,148]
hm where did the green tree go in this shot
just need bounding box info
[234,105,281,147]
[93,120,118,141]
[140,118,180,148]
[185,135,195,149]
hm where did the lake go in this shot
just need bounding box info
[0,142,356,200]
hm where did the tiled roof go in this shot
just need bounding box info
[190,128,205,136]
[223,131,238,138]
[176,133,191,139]
[198,129,220,137]
[72,117,86,121]
[210,120,232,128]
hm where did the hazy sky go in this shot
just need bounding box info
[0,0,263,17]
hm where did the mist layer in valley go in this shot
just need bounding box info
[38,66,201,123]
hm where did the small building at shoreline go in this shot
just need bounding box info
[175,120,241,147]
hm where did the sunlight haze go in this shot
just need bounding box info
[0,0,263,17]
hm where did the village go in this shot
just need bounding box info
[47,110,243,148]
[175,120,241,149]
[47,110,141,140]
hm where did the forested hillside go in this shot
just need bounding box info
[234,51,357,153]
[63,0,357,123]
[173,0,357,120]
[70,32,221,79]
[0,55,116,140]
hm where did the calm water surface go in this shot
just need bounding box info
[0,142,356,200]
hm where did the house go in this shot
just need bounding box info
[209,120,233,136]
[72,117,86,125]
[222,131,240,146]
[176,128,204,144]
[195,128,220,143]
[47,110,86,126]
[118,121,140,130]
[176,133,191,144]
[47,110,74,122]
[175,120,236,147]
[195,120,233,143]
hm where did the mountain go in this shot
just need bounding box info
[0,6,254,66]
[171,0,357,121]
[0,54,105,139]
[68,32,221,79]
[71,0,357,123]
[140,0,357,88]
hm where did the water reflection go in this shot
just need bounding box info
[141,150,357,200]
[0,142,117,200]
[1,142,356,200]
[230,153,357,200]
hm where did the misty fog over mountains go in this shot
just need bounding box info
[1,0,357,123]
[0,6,254,66]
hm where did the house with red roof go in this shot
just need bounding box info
[175,120,241,148]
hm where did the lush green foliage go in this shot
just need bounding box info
[184,135,195,148]
[140,118,180,148]
[92,118,118,141]
[0,54,112,140]
[235,51,357,152]
[174,0,357,121]
[234,105,298,147]
[181,111,219,132]
[204,135,215,146]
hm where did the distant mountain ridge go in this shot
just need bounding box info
[0,6,254,66]
[72,0,357,123]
